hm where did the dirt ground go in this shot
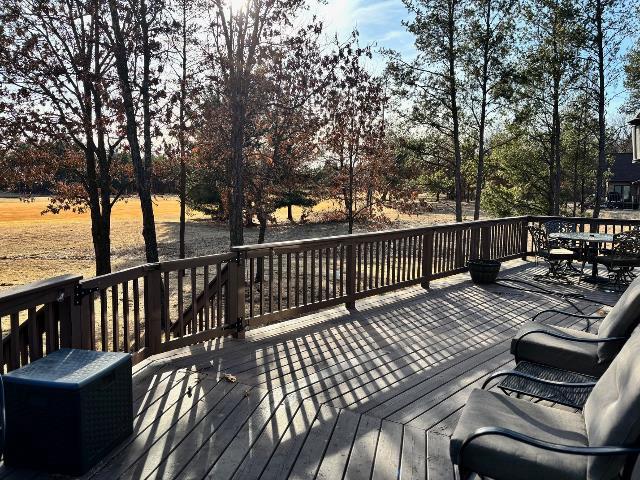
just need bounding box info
[0,196,482,290]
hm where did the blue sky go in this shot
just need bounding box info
[312,0,415,71]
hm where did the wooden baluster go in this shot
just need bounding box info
[9,312,20,371]
[295,252,300,306]
[100,290,107,351]
[325,247,330,300]
[177,270,184,336]
[319,249,324,301]
[161,272,169,341]
[346,243,356,310]
[191,268,198,333]
[332,247,338,298]
[381,241,386,286]
[112,284,119,351]
[391,240,397,284]
[0,317,4,373]
[278,254,283,310]
[339,245,345,297]
[249,259,254,319]
[386,240,392,284]
[303,250,308,305]
[28,306,42,362]
[203,266,210,330]
[374,242,380,288]
[311,250,316,303]
[217,263,223,329]
[269,251,274,313]
[123,281,130,352]
[357,244,362,292]
[287,253,292,309]
[133,278,141,350]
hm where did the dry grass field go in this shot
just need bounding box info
[0,196,476,291]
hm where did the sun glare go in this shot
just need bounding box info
[227,0,248,11]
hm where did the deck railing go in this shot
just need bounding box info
[2,215,640,371]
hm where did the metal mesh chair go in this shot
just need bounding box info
[528,225,576,282]
[597,230,640,291]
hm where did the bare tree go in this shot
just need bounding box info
[107,0,164,262]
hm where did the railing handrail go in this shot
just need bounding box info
[231,215,530,252]
[0,274,81,317]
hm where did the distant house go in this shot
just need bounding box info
[607,152,640,209]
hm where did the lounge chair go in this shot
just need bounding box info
[450,329,640,480]
[510,274,640,377]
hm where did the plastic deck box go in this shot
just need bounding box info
[3,349,132,475]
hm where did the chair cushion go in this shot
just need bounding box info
[511,323,608,377]
[450,389,587,480]
[584,330,640,480]
[597,275,640,361]
[549,247,575,258]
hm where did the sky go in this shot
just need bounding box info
[312,0,415,72]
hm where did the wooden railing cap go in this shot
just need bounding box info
[0,274,82,304]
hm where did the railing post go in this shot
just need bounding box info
[454,227,464,269]
[421,230,434,290]
[77,292,94,350]
[144,265,163,355]
[227,252,246,339]
[520,218,529,260]
[346,242,356,309]
[481,225,492,260]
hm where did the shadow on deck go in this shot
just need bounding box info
[6,260,623,480]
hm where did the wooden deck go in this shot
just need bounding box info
[6,260,621,480]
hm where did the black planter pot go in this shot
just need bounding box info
[468,259,501,284]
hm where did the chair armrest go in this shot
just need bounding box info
[531,309,602,323]
[481,369,597,390]
[513,329,626,362]
[458,426,640,467]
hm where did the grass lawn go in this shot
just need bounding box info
[0,195,477,290]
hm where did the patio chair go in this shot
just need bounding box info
[597,230,640,292]
[528,225,577,281]
[544,219,577,237]
[450,329,640,480]
[510,274,640,377]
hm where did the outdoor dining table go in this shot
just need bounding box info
[549,231,614,284]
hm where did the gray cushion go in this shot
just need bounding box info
[450,389,587,480]
[597,275,640,361]
[511,323,608,377]
[584,330,640,480]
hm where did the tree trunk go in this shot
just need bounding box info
[448,0,463,222]
[179,0,188,258]
[84,18,112,276]
[108,0,159,263]
[474,0,491,221]
[287,204,294,223]
[592,0,606,219]
[551,25,562,216]
[229,89,245,246]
